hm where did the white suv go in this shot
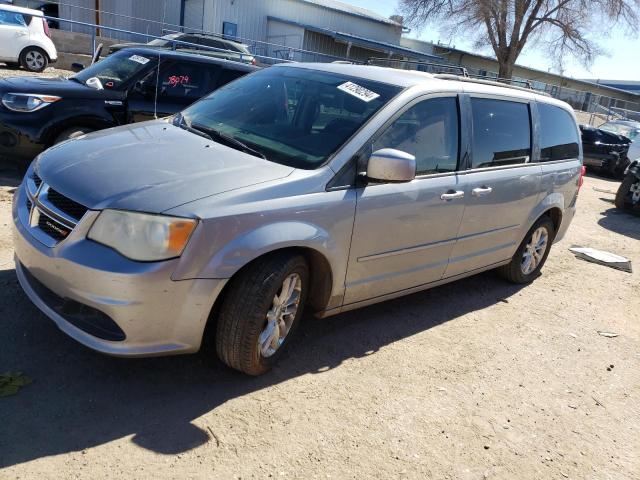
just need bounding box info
[0,4,57,72]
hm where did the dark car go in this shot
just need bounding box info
[108,32,257,65]
[0,47,257,164]
[37,2,59,29]
[579,124,630,177]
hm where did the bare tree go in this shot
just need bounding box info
[399,0,640,78]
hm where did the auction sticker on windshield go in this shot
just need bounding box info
[128,55,150,65]
[337,81,380,102]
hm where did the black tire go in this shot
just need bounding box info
[54,128,92,144]
[20,47,49,72]
[498,216,555,284]
[215,253,309,375]
[615,173,640,212]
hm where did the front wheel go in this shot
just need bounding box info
[54,127,92,144]
[498,216,555,284]
[215,253,309,375]
[20,47,48,72]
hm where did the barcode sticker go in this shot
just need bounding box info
[337,81,380,102]
[128,55,150,65]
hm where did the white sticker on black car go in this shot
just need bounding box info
[128,55,150,65]
[337,81,380,102]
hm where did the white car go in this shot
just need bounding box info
[0,4,57,72]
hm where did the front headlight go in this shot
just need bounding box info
[88,210,197,261]
[1,93,61,112]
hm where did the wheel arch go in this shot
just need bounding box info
[519,193,566,248]
[200,245,334,349]
[42,116,115,146]
[19,45,50,62]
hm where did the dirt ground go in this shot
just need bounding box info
[0,160,638,480]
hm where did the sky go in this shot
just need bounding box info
[341,0,640,81]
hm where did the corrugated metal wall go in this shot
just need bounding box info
[58,0,180,40]
[54,0,400,56]
[201,0,400,43]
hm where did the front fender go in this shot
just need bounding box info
[204,221,333,278]
[171,219,340,282]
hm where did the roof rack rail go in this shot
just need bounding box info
[467,74,533,89]
[366,57,468,77]
[433,74,549,95]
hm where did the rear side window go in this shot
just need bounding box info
[217,68,247,88]
[373,97,459,175]
[538,103,580,161]
[471,98,531,168]
[0,10,27,27]
[158,61,219,100]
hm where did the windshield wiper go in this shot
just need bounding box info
[175,114,213,141]
[191,123,267,160]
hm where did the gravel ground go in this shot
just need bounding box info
[0,64,73,79]
[0,165,638,479]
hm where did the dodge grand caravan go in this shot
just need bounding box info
[12,63,584,375]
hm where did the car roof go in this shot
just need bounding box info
[275,62,573,110]
[116,47,258,71]
[0,3,44,16]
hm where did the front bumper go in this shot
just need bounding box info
[12,180,226,357]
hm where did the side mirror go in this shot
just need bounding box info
[70,62,85,73]
[366,148,416,183]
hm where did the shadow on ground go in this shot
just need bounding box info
[598,207,640,241]
[0,265,526,467]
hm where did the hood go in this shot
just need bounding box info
[0,76,120,100]
[36,121,295,213]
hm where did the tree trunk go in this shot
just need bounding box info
[498,62,513,79]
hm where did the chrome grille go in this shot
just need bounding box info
[25,172,88,246]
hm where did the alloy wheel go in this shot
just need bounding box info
[630,179,640,205]
[25,51,45,70]
[521,226,549,275]
[258,273,302,358]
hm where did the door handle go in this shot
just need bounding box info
[472,186,493,197]
[15,31,28,37]
[440,190,465,201]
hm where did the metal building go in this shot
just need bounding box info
[44,0,441,63]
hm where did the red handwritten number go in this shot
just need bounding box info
[167,75,190,87]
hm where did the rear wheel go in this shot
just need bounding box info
[20,47,48,72]
[54,128,92,144]
[498,216,555,284]
[215,253,309,375]
[615,173,640,212]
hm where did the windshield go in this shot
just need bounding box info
[600,122,640,141]
[73,51,155,89]
[179,67,401,169]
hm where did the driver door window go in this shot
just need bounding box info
[372,97,459,175]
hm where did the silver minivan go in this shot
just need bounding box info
[12,63,584,375]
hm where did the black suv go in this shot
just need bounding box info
[0,47,258,163]
[580,124,630,177]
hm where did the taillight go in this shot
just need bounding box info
[578,165,586,191]
[251,58,257,66]
[42,18,51,38]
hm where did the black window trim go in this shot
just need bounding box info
[465,94,535,171]
[534,99,581,164]
[364,92,463,181]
